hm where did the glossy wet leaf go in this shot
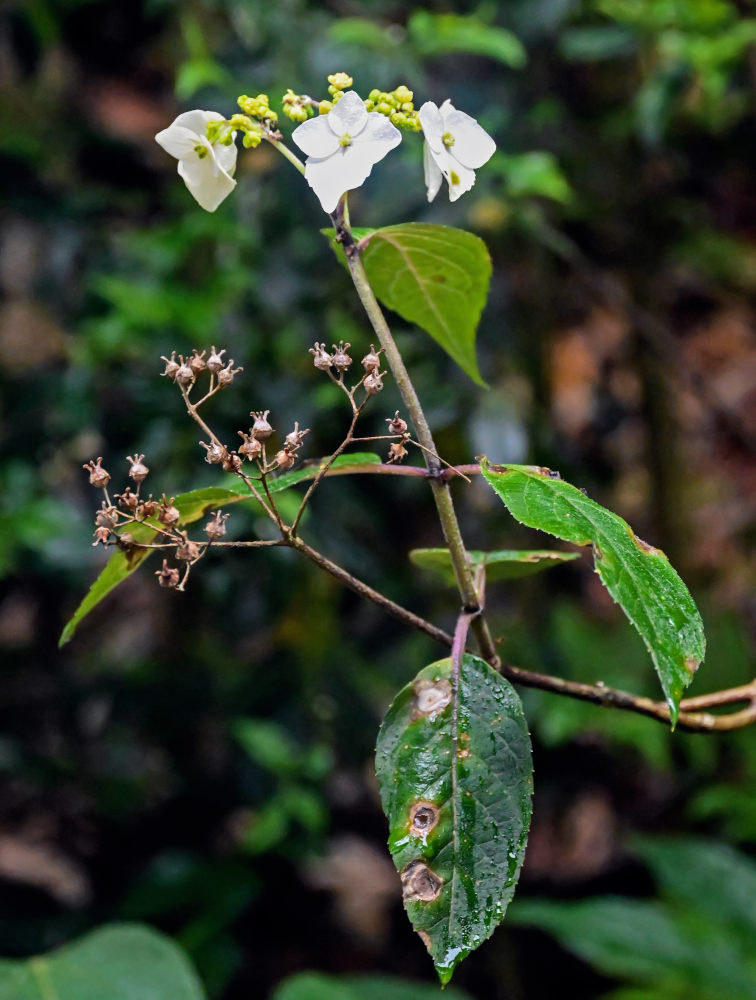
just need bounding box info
[272,971,473,1000]
[375,655,533,984]
[480,460,705,725]
[409,547,579,586]
[0,923,206,1000]
[326,224,491,385]
[59,453,381,646]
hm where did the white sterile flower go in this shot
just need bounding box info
[419,100,496,203]
[155,110,237,212]
[291,91,402,213]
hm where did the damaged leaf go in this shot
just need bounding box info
[376,655,533,984]
[480,459,706,725]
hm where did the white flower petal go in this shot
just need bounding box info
[360,112,403,147]
[304,155,352,213]
[292,116,340,158]
[432,146,477,202]
[213,138,238,177]
[155,125,203,161]
[443,109,496,169]
[328,90,368,137]
[171,109,225,135]
[419,101,444,152]
[424,142,443,202]
[177,156,236,212]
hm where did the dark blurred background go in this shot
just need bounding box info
[1,1,756,997]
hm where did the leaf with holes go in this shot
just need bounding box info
[0,923,206,999]
[326,224,491,385]
[375,655,533,984]
[409,547,579,587]
[480,460,706,725]
[60,452,381,647]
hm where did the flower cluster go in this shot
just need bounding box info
[155,73,496,213]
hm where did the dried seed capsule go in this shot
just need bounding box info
[140,497,159,517]
[155,560,180,588]
[221,450,242,473]
[205,511,229,539]
[250,410,273,440]
[207,346,227,373]
[309,342,333,371]
[126,453,149,482]
[189,349,207,375]
[200,440,226,464]
[217,360,243,387]
[275,447,295,471]
[95,502,119,529]
[158,495,180,525]
[175,531,201,562]
[361,344,381,373]
[116,487,139,511]
[331,340,352,372]
[363,371,385,395]
[175,356,195,386]
[238,431,262,460]
[386,411,408,435]
[387,441,408,463]
[284,422,310,450]
[160,352,180,380]
[83,457,111,488]
[92,526,112,546]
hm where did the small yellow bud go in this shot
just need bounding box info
[319,100,333,114]
[328,72,353,90]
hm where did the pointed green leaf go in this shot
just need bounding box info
[375,655,533,984]
[0,923,206,999]
[59,453,381,646]
[325,224,491,385]
[479,460,705,725]
[409,547,579,586]
[272,971,474,1000]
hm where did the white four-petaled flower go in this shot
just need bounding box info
[155,110,237,212]
[292,91,402,214]
[419,100,496,203]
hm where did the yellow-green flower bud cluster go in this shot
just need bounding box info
[206,114,263,150]
[237,93,278,125]
[282,89,314,123]
[364,85,421,131]
[327,72,353,95]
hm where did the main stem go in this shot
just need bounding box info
[333,208,499,666]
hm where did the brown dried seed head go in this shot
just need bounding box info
[331,340,352,372]
[175,356,195,386]
[400,860,443,902]
[155,559,180,588]
[158,495,180,525]
[238,431,262,460]
[309,342,333,371]
[175,531,201,562]
[116,487,139,511]
[95,502,118,529]
[217,361,243,387]
[221,450,242,473]
[160,352,180,380]
[207,346,227,373]
[409,802,439,836]
[140,497,159,517]
[275,447,295,471]
[284,422,310,450]
[363,371,385,395]
[387,441,408,463]
[189,349,207,375]
[250,410,274,440]
[205,511,229,539]
[200,440,226,465]
[92,526,112,546]
[412,677,452,717]
[361,344,381,373]
[127,453,149,482]
[83,457,110,488]
[386,411,408,435]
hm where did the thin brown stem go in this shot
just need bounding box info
[332,205,498,664]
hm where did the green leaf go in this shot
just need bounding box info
[325,224,491,385]
[409,547,579,586]
[408,11,527,68]
[0,923,206,1000]
[479,460,705,725]
[59,453,381,647]
[375,655,533,984]
[271,971,474,1000]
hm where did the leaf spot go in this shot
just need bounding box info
[401,860,444,902]
[633,532,663,557]
[409,801,440,837]
[413,678,452,718]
